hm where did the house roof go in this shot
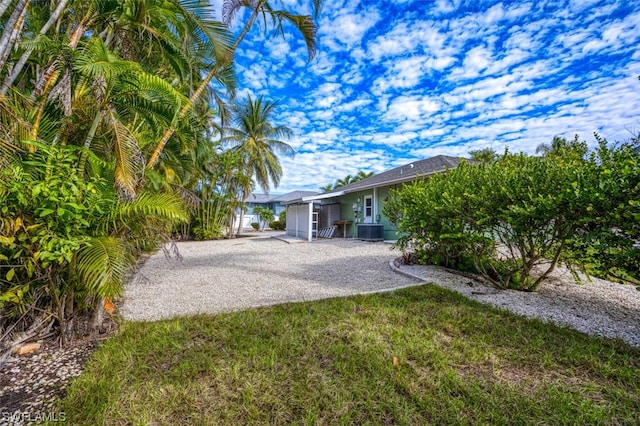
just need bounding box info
[303,155,465,201]
[270,191,319,203]
[244,191,320,204]
[244,193,274,203]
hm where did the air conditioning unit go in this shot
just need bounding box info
[357,224,384,241]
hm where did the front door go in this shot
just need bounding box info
[363,196,373,223]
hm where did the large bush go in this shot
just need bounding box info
[0,144,188,344]
[384,136,639,290]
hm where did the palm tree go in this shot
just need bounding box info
[319,183,334,192]
[222,95,294,234]
[0,0,209,344]
[355,170,374,181]
[0,0,70,94]
[0,0,30,74]
[146,0,322,170]
[335,174,354,188]
[223,95,294,191]
[536,136,568,155]
[469,147,498,163]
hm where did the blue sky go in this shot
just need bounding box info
[212,0,640,194]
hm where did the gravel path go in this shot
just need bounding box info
[121,233,640,348]
[120,234,422,321]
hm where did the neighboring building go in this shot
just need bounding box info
[243,191,320,216]
[239,190,319,229]
[285,155,465,241]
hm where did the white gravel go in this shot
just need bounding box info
[121,232,640,348]
[120,233,422,321]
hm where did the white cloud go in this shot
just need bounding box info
[383,95,441,122]
[432,0,462,15]
[334,97,374,112]
[460,45,493,78]
[321,9,381,47]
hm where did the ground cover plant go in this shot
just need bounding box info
[57,285,639,425]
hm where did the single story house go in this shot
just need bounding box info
[239,190,319,229]
[284,155,465,241]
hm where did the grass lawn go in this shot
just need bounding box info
[57,284,639,425]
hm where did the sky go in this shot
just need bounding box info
[211,0,640,194]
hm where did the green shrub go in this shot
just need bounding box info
[384,136,640,290]
[192,226,223,240]
[251,222,260,231]
[269,220,285,230]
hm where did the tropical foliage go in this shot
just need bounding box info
[252,206,275,231]
[320,170,374,192]
[468,147,498,163]
[0,0,321,346]
[222,95,294,235]
[385,135,640,291]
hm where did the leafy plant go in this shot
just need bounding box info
[269,220,285,230]
[0,144,188,344]
[385,135,640,290]
[252,206,274,231]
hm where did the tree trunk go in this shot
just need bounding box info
[0,0,29,73]
[31,21,84,100]
[237,206,245,235]
[1,0,70,94]
[0,0,14,20]
[49,280,67,347]
[92,298,104,332]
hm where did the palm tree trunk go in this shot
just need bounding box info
[237,202,245,235]
[1,0,70,95]
[0,0,14,19]
[146,0,265,170]
[0,0,30,73]
[76,109,104,172]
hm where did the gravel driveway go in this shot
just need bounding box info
[120,233,421,321]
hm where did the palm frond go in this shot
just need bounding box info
[271,10,318,61]
[222,0,253,26]
[73,236,132,298]
[177,0,235,64]
[129,72,188,115]
[108,108,144,199]
[111,191,189,225]
[75,37,141,83]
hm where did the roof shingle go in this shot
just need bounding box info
[332,155,464,193]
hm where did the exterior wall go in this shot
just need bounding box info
[285,203,313,241]
[337,190,372,238]
[273,203,286,215]
[234,214,256,229]
[376,185,402,241]
[325,185,405,241]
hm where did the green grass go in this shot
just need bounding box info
[57,285,639,425]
